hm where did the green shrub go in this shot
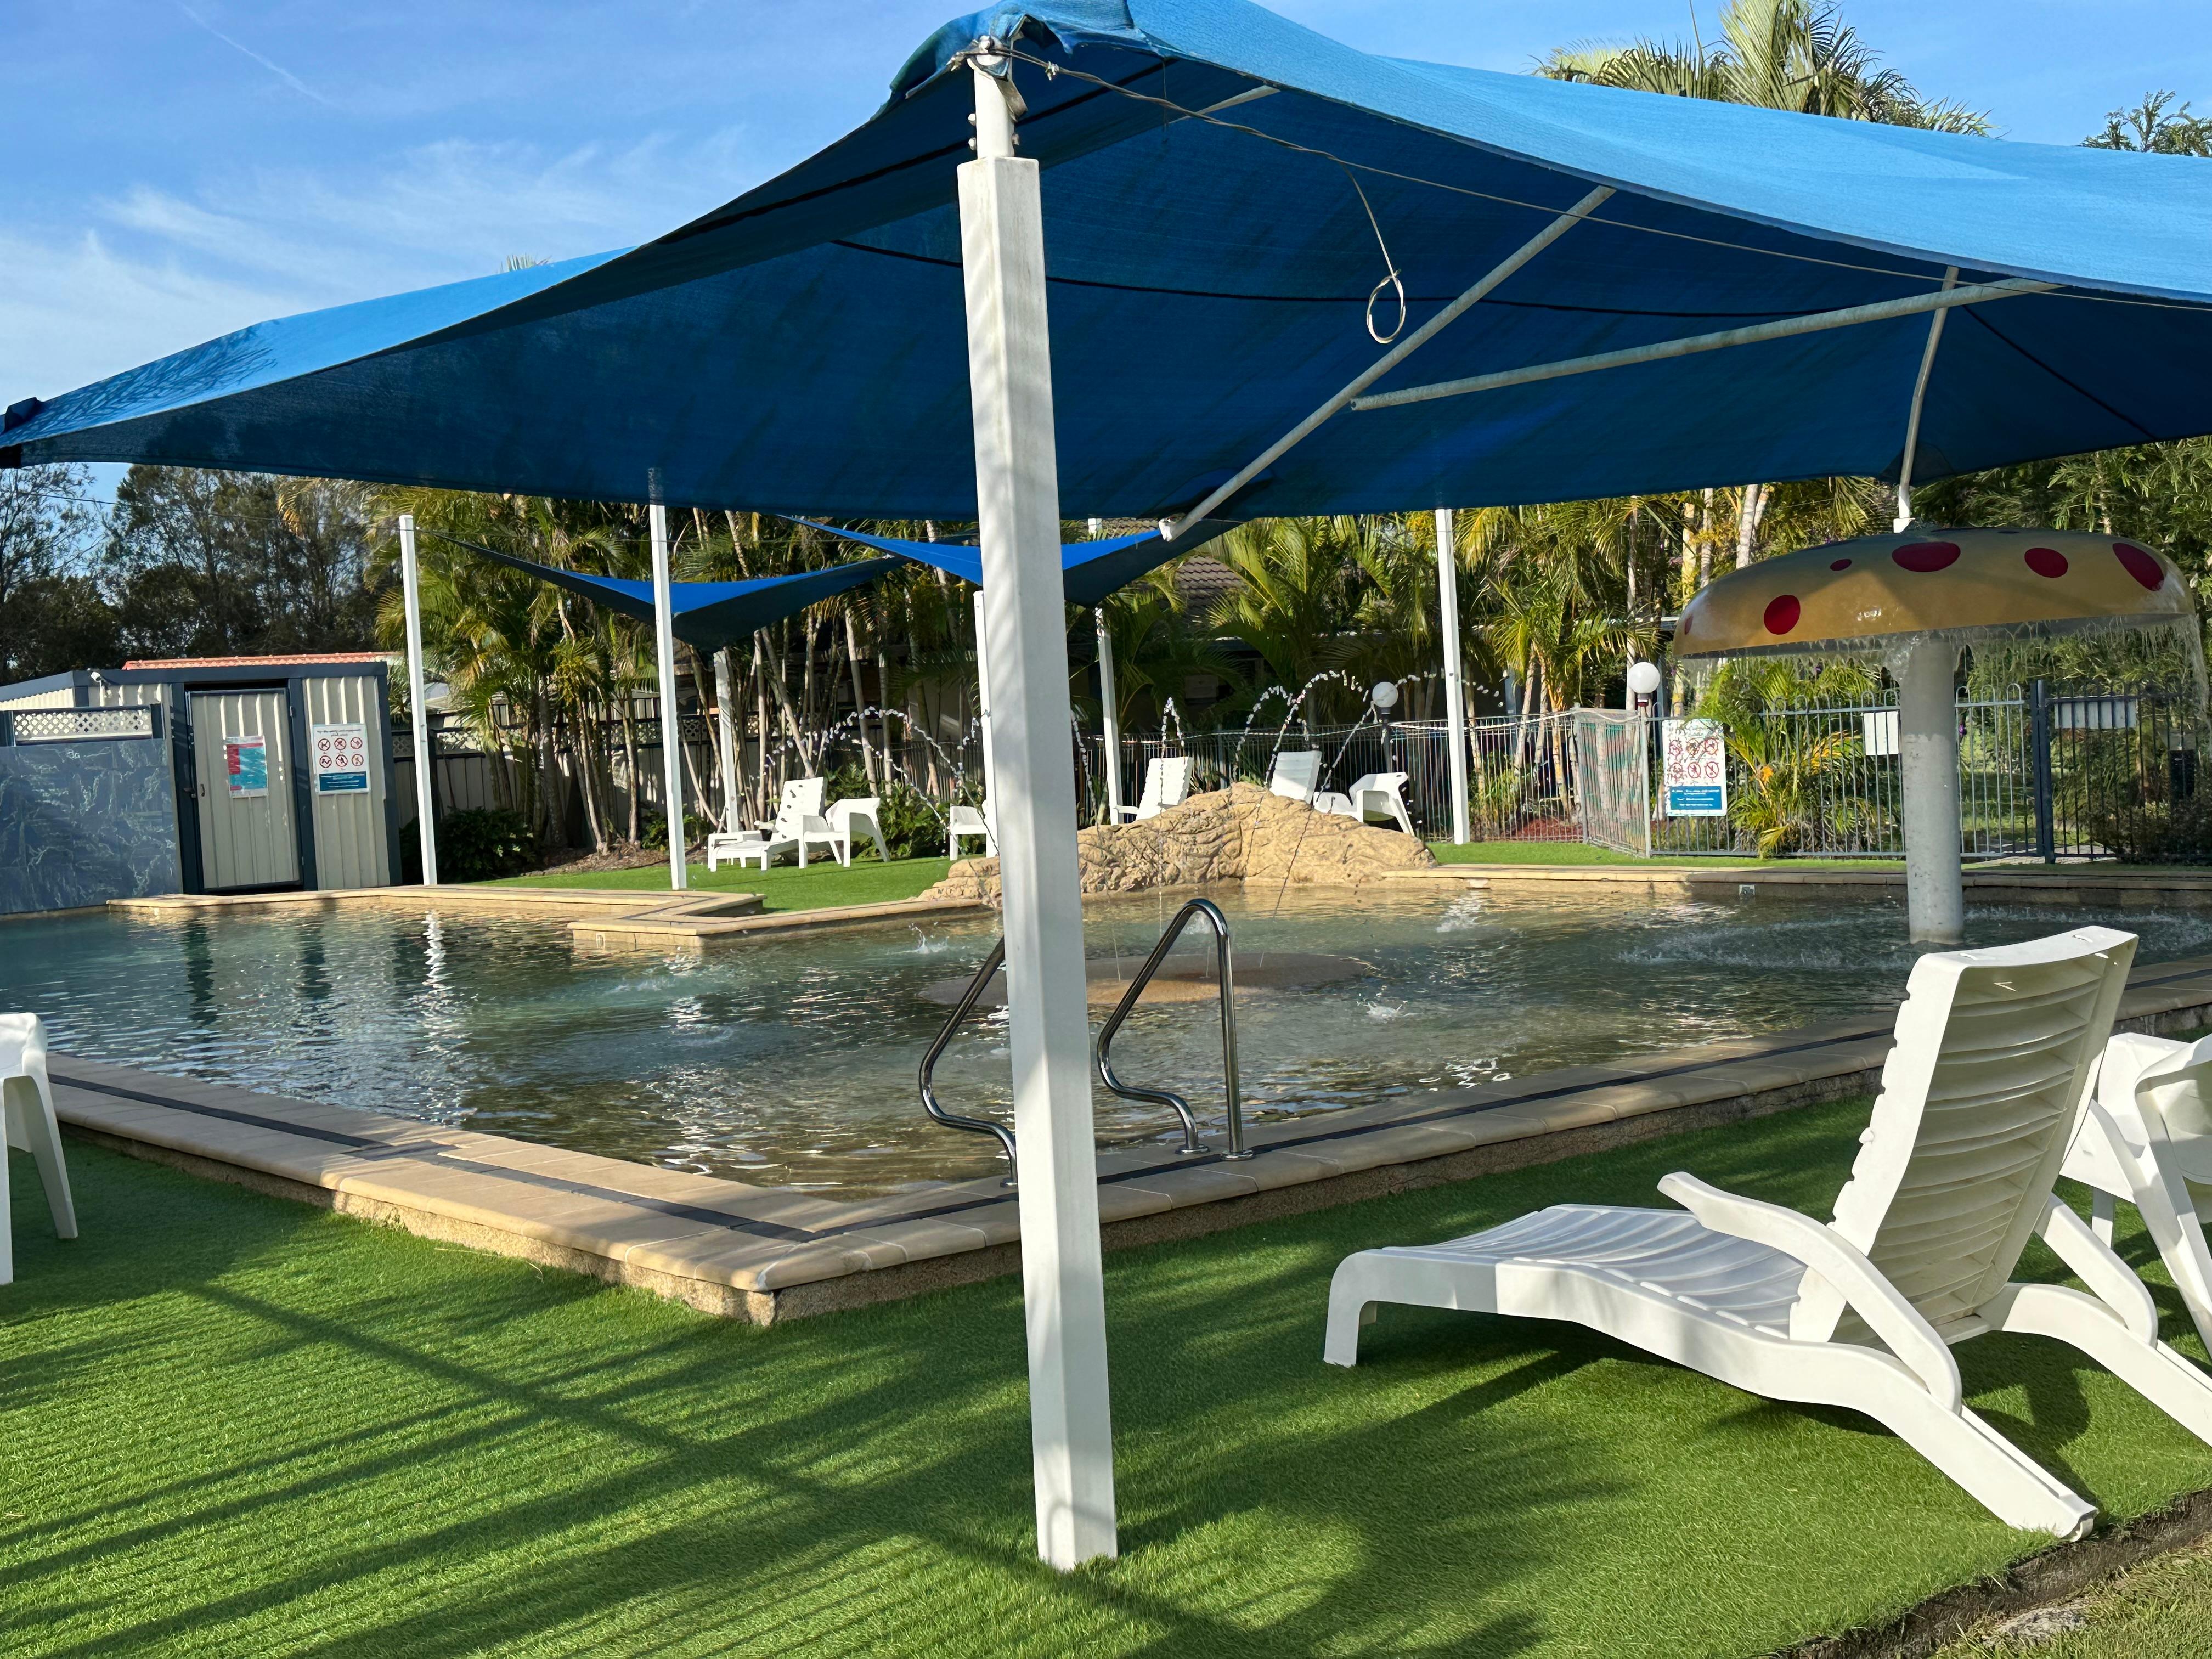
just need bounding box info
[641,810,714,853]
[436,808,539,881]
[823,763,946,858]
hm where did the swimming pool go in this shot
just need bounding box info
[10,888,2209,1197]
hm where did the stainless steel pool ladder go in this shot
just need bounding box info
[1096,898,1251,1160]
[917,936,1020,1186]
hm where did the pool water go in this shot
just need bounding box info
[8,888,2209,1197]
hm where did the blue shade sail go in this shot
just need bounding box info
[789,517,1242,606]
[7,0,2211,515]
[436,535,903,652]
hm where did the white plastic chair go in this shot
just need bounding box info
[1268,750,1322,803]
[1316,771,1414,834]
[706,777,826,871]
[948,803,995,859]
[1113,757,1192,822]
[1325,928,2212,1539]
[798,797,891,868]
[2061,1031,2212,1354]
[1,1013,78,1285]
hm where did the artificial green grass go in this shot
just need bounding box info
[1427,839,1906,871]
[495,855,952,912]
[1934,1532,2212,1656]
[8,1106,2212,1657]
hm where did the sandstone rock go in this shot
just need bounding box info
[922,782,1436,906]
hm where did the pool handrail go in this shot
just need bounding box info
[917,936,1019,1184]
[1094,898,1251,1160]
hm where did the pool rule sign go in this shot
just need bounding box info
[311,721,371,794]
[1661,718,1728,816]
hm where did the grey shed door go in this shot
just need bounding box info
[190,690,300,890]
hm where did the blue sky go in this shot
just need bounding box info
[4,0,2205,424]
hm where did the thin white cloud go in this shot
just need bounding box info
[3,126,764,404]
[174,3,336,109]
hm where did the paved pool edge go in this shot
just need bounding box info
[43,952,2212,1325]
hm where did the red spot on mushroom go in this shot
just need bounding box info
[1763,594,1801,636]
[1893,540,1961,573]
[2024,546,2068,579]
[1830,557,1852,571]
[2114,541,2165,590]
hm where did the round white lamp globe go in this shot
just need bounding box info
[1626,661,1663,698]
[1369,680,1400,710]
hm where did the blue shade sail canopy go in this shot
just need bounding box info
[435,534,904,653]
[790,517,1242,606]
[7,0,2212,515]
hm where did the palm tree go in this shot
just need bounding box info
[2086,92,2212,156]
[1543,0,1988,582]
[1543,0,1988,132]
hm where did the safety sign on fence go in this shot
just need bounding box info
[311,721,371,793]
[1661,718,1728,817]
[223,735,269,798]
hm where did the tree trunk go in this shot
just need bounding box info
[1735,483,1769,569]
[619,692,641,844]
[1697,488,1716,588]
[843,606,874,785]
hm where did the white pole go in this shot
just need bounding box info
[1436,507,1470,845]
[1894,267,1961,532]
[1898,637,1964,944]
[649,501,689,890]
[1096,608,1123,821]
[713,647,739,831]
[398,512,439,887]
[961,42,1117,1570]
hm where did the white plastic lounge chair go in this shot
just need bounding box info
[1,1013,78,1285]
[948,803,995,859]
[798,797,891,868]
[1326,928,2212,1539]
[1113,756,1192,822]
[706,777,826,870]
[2061,1031,2212,1353]
[1268,750,1322,803]
[1316,771,1414,834]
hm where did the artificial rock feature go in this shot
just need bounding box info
[923,783,1437,904]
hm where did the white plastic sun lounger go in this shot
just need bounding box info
[706,777,826,870]
[948,803,995,859]
[1315,770,1414,834]
[1,1012,78,1285]
[797,796,891,868]
[2062,1031,2212,1353]
[1268,749,1322,803]
[1327,927,2212,1538]
[1113,756,1192,822]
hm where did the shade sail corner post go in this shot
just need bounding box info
[960,56,1118,1571]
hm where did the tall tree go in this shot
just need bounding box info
[105,467,379,658]
[0,465,117,680]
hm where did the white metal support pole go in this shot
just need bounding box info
[1898,637,1964,943]
[398,513,439,887]
[1894,267,1960,532]
[1089,517,1121,821]
[649,501,689,890]
[1095,609,1122,821]
[1435,507,1471,845]
[713,648,739,831]
[960,43,1117,1570]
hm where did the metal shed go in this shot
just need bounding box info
[0,653,399,901]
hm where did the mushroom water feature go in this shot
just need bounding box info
[1674,528,2199,944]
